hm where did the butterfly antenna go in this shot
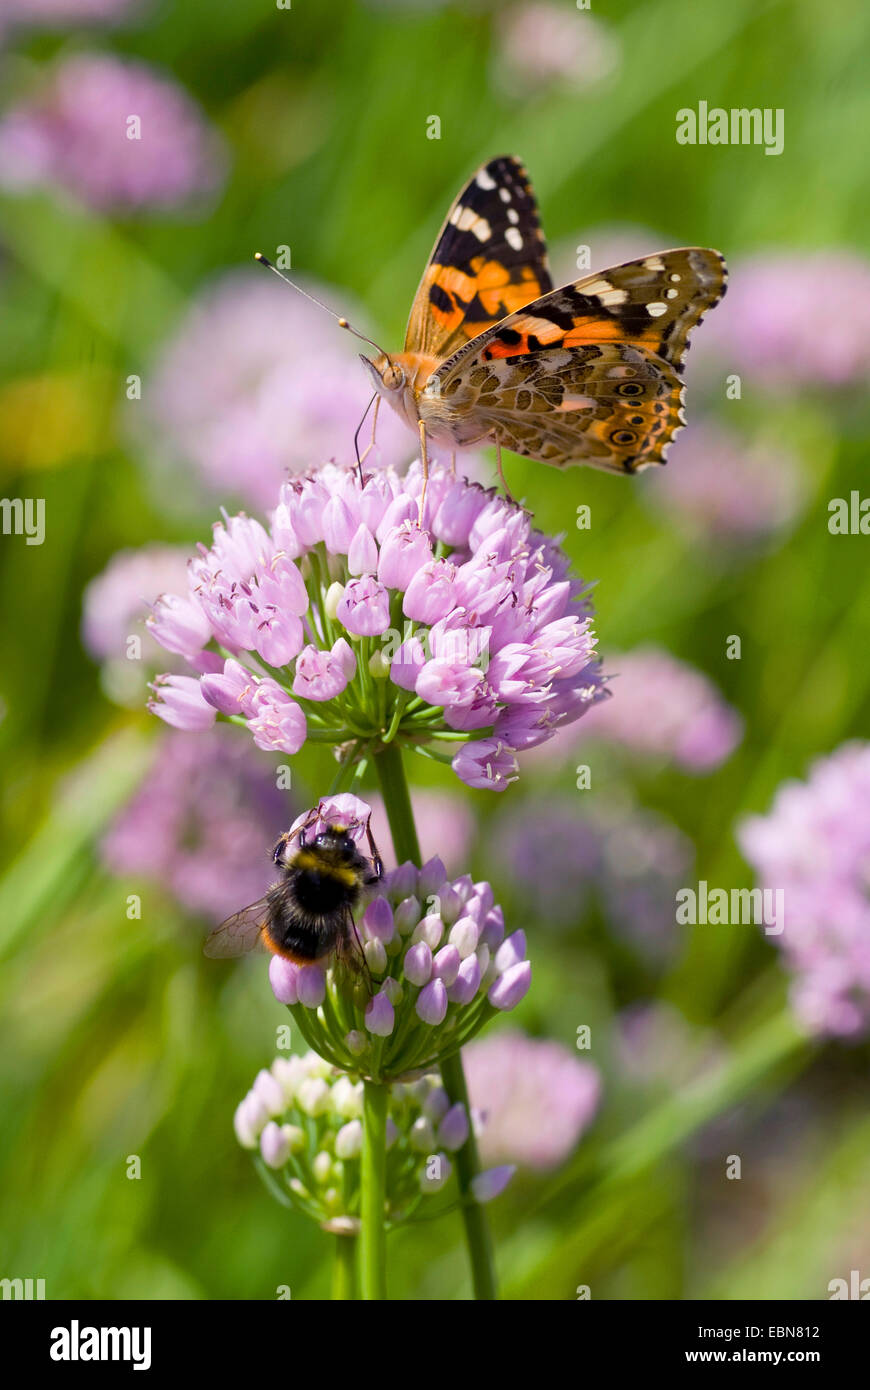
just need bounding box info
[254,253,389,359]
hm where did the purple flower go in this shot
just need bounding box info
[148,673,215,730]
[642,422,804,544]
[488,961,531,1011]
[738,742,870,1038]
[336,576,391,636]
[0,53,225,212]
[139,273,414,511]
[565,644,742,773]
[147,462,605,790]
[100,726,289,922]
[464,1029,601,1170]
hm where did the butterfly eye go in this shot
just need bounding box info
[382,363,405,390]
[611,429,638,446]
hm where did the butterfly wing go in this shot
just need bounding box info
[204,898,270,959]
[426,248,727,473]
[404,154,553,361]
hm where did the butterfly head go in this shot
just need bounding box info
[360,352,405,394]
[360,352,426,434]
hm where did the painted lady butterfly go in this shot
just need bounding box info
[359,154,726,487]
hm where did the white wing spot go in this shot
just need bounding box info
[669,273,681,283]
[583,278,628,306]
[507,208,519,224]
[505,226,523,251]
[449,205,492,241]
[665,287,679,299]
[643,256,665,271]
[647,301,667,317]
[499,187,511,203]
[476,168,497,190]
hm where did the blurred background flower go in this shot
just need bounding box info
[81,543,192,705]
[495,795,692,963]
[738,742,870,1039]
[695,251,870,392]
[641,422,805,546]
[0,52,226,212]
[492,3,621,97]
[138,270,413,511]
[554,644,743,773]
[100,725,288,922]
[464,1028,601,1169]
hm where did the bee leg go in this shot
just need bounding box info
[272,831,291,866]
[495,441,515,503]
[296,806,320,851]
[364,821,384,882]
[347,907,374,994]
[418,418,429,524]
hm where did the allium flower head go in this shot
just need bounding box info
[235,1052,502,1230]
[0,53,225,212]
[100,727,287,921]
[464,1029,600,1170]
[642,423,804,545]
[569,644,742,773]
[140,271,413,511]
[265,800,530,1083]
[738,742,870,1038]
[148,461,605,791]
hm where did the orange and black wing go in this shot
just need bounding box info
[405,154,553,361]
[428,248,727,473]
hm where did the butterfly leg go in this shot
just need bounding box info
[495,442,515,503]
[418,418,430,523]
[354,393,380,485]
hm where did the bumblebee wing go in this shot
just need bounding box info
[204,898,270,959]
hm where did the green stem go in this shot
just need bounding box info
[373,741,421,863]
[332,1234,357,1300]
[359,1080,388,1300]
[372,742,498,1300]
[439,1051,497,1300]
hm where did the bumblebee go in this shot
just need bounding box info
[204,809,382,970]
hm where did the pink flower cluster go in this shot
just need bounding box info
[147,461,605,791]
[738,742,870,1038]
[0,52,225,212]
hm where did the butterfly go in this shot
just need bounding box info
[359,154,726,486]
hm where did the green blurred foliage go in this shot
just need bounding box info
[1,0,869,1300]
